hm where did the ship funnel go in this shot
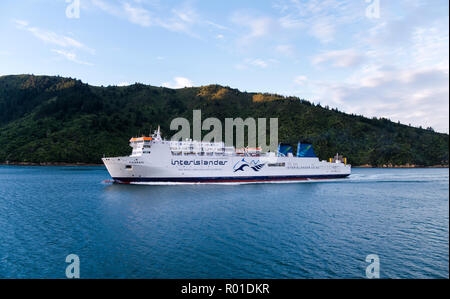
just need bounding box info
[278,143,294,157]
[296,142,317,158]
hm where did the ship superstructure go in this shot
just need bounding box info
[102,127,351,184]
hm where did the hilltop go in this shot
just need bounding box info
[0,74,448,166]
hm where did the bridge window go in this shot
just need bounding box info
[268,163,286,167]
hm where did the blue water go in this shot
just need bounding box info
[0,166,448,279]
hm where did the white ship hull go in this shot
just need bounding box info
[102,137,351,184]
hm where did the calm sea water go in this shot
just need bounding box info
[0,166,448,279]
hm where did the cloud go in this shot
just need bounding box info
[278,14,303,29]
[51,49,93,66]
[245,17,273,38]
[123,2,152,27]
[231,12,274,45]
[171,6,197,24]
[162,77,194,89]
[90,0,227,37]
[411,24,449,70]
[294,76,308,86]
[13,19,95,66]
[14,19,94,54]
[312,50,365,68]
[290,0,448,132]
[155,5,200,35]
[318,66,449,132]
[14,19,29,27]
[247,58,268,68]
[275,44,295,57]
[235,58,278,70]
[362,0,447,48]
[205,21,229,31]
[90,0,121,16]
[275,0,365,43]
[310,21,335,44]
[91,1,153,28]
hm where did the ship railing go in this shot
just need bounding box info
[329,154,347,165]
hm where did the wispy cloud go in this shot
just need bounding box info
[91,0,152,27]
[235,58,278,70]
[294,75,308,86]
[205,21,229,31]
[90,0,121,16]
[123,2,152,27]
[14,19,94,54]
[52,49,93,66]
[275,0,365,43]
[248,58,269,68]
[411,25,449,70]
[312,50,366,68]
[13,19,94,66]
[90,0,227,38]
[230,12,274,45]
[275,44,295,57]
[310,21,335,44]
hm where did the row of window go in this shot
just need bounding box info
[268,163,286,167]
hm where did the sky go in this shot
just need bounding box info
[0,0,448,132]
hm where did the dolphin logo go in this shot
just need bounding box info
[233,158,265,172]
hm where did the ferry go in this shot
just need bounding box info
[102,127,351,184]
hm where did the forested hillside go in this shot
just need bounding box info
[0,75,448,166]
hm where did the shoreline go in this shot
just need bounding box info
[353,165,448,169]
[1,162,448,168]
[0,162,103,167]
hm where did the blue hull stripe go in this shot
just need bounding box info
[113,174,350,183]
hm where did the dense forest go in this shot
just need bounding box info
[0,74,448,166]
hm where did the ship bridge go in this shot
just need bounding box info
[130,137,153,157]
